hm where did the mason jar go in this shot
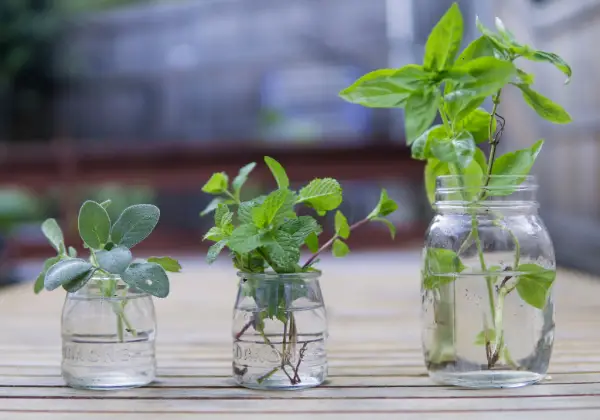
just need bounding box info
[421,175,556,388]
[232,272,328,390]
[61,273,157,389]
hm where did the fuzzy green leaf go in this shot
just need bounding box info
[96,246,133,275]
[523,50,571,84]
[372,217,397,239]
[148,256,182,273]
[516,264,556,309]
[423,2,463,72]
[305,232,319,253]
[207,240,227,264]
[263,230,300,273]
[62,268,97,293]
[332,239,350,258]
[368,189,399,219]
[122,262,170,298]
[41,218,65,254]
[78,201,111,249]
[34,255,63,294]
[430,130,476,169]
[456,108,495,143]
[253,189,295,229]
[335,211,350,239]
[424,248,466,289]
[228,224,263,254]
[264,157,289,189]
[405,88,440,143]
[280,216,322,246]
[232,162,257,193]
[44,258,94,292]
[297,178,343,213]
[111,204,160,248]
[338,69,412,108]
[424,159,451,205]
[411,125,448,160]
[488,139,544,195]
[202,172,229,194]
[516,84,572,124]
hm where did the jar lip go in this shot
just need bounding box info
[236,271,321,281]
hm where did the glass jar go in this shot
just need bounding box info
[61,273,157,389]
[232,272,328,390]
[421,175,556,388]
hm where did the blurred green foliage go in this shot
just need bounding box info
[57,0,178,14]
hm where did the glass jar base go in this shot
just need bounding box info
[234,373,325,390]
[62,371,155,390]
[429,369,545,388]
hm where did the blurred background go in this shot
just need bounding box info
[0,0,596,286]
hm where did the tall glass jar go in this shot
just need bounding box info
[61,273,157,389]
[421,176,556,388]
[232,272,328,390]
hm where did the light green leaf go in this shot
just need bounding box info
[335,211,350,239]
[368,189,399,219]
[202,172,229,194]
[280,216,322,247]
[456,108,495,143]
[305,232,319,253]
[122,262,170,298]
[516,264,556,309]
[456,36,495,66]
[372,217,397,239]
[100,200,112,209]
[264,156,289,189]
[148,256,182,273]
[473,147,488,174]
[34,255,63,294]
[111,204,160,248]
[254,189,295,228]
[516,84,572,124]
[95,246,133,274]
[424,248,466,289]
[207,240,227,264]
[214,204,233,228]
[78,201,111,249]
[411,125,448,160]
[68,247,77,258]
[448,57,515,100]
[332,239,350,258]
[44,258,94,291]
[474,328,497,346]
[238,196,267,225]
[523,50,572,84]
[462,156,485,200]
[41,218,65,253]
[515,68,535,85]
[425,159,451,205]
[228,224,262,254]
[338,69,412,108]
[430,130,476,169]
[405,88,440,143]
[476,16,514,55]
[232,162,256,193]
[200,197,233,217]
[423,2,463,72]
[488,139,544,195]
[262,230,300,273]
[203,226,225,242]
[297,178,343,213]
[389,64,432,91]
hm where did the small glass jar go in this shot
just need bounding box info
[61,273,157,389]
[232,272,328,390]
[421,176,556,388]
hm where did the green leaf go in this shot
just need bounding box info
[202,172,229,194]
[523,50,572,84]
[423,2,463,72]
[78,201,111,249]
[95,246,133,274]
[262,230,300,273]
[122,262,170,298]
[368,188,399,219]
[425,159,451,205]
[473,147,488,174]
[148,256,182,273]
[264,156,289,189]
[488,139,544,195]
[232,162,257,193]
[253,189,295,228]
[405,88,440,143]
[372,217,396,239]
[104,242,115,251]
[68,247,77,258]
[63,268,97,293]
[34,256,63,294]
[201,197,233,217]
[456,36,495,66]
[100,200,112,209]
[476,16,514,55]
[449,57,515,99]
[332,239,350,258]
[456,108,495,143]
[411,125,448,160]
[41,218,65,253]
[280,216,322,247]
[111,204,160,248]
[238,196,267,225]
[335,211,350,239]
[305,232,319,253]
[424,248,466,289]
[214,204,234,234]
[44,258,94,291]
[474,328,497,346]
[228,224,263,254]
[462,156,485,200]
[494,17,517,43]
[207,240,227,264]
[430,130,476,169]
[297,178,343,213]
[203,226,226,242]
[516,68,535,85]
[516,264,556,309]
[388,64,432,91]
[516,84,572,124]
[236,251,265,273]
[338,69,412,108]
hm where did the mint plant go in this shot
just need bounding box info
[201,156,398,385]
[340,3,571,369]
[34,200,181,342]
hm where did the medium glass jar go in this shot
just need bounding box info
[61,273,157,389]
[232,272,328,390]
[421,175,556,388]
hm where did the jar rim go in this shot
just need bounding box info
[236,271,321,281]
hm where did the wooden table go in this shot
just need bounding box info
[1,251,600,419]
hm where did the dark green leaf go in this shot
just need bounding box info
[34,255,62,294]
[456,108,495,143]
[280,216,322,247]
[148,257,182,273]
[262,230,300,273]
[305,232,319,253]
[332,239,350,258]
[516,84,572,124]
[228,224,262,254]
[411,125,447,160]
[423,2,463,72]
[372,217,397,239]
[41,218,65,253]
[338,69,412,108]
[430,130,476,169]
[104,242,115,251]
[78,201,111,249]
[111,204,160,248]
[236,251,265,273]
[523,50,572,84]
[368,188,399,219]
[424,159,451,205]
[253,189,295,228]
[488,139,544,195]
[207,240,227,264]
[232,162,257,193]
[238,196,267,224]
[68,247,78,258]
[516,264,556,309]
[423,248,466,289]
[63,268,97,293]
[44,258,94,291]
[122,262,170,298]
[264,156,290,190]
[405,88,440,142]
[202,172,229,194]
[297,178,343,213]
[335,211,350,239]
[95,246,132,275]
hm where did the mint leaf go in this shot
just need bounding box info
[228,224,262,254]
[516,84,572,124]
[297,178,343,213]
[232,162,256,193]
[430,130,476,169]
[238,196,266,224]
[201,197,234,217]
[456,108,495,143]
[236,251,265,273]
[78,201,111,249]
[488,139,544,195]
[332,239,350,257]
[96,246,132,275]
[202,172,229,194]
[263,230,300,273]
[253,189,295,229]
[45,258,94,291]
[122,262,170,298]
[372,217,396,239]
[264,156,289,189]
[424,159,451,205]
[280,216,322,246]
[338,69,412,108]
[368,189,399,219]
[423,2,463,72]
[68,247,77,258]
[424,248,465,289]
[305,232,319,253]
[405,88,440,143]
[335,211,350,239]
[34,255,63,294]
[203,227,226,242]
[411,125,448,160]
[523,50,571,84]
[41,218,65,254]
[215,204,234,230]
[207,240,227,264]
[111,204,160,248]
[516,264,556,309]
[474,328,497,346]
[148,256,182,273]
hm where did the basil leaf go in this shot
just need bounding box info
[389,64,432,91]
[516,84,572,124]
[488,139,544,195]
[338,69,412,108]
[111,204,160,248]
[405,88,440,143]
[423,3,463,72]
[424,159,451,205]
[456,108,495,143]
[522,50,571,84]
[450,57,516,99]
[264,157,289,189]
[456,36,495,66]
[78,201,111,249]
[122,262,170,298]
[516,264,556,309]
[411,125,448,160]
[423,248,466,289]
[430,130,476,169]
[473,147,488,175]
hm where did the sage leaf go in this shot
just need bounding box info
[41,218,65,253]
[423,248,466,289]
[516,264,556,309]
[335,211,350,239]
[96,246,133,275]
[253,189,295,228]
[368,189,399,219]
[262,230,300,273]
[280,216,322,247]
[411,125,447,160]
[68,247,77,258]
[111,204,160,248]
[100,199,112,209]
[405,88,440,143]
[424,159,451,205]
[423,2,463,72]
[305,232,319,253]
[523,50,571,84]
[430,130,476,169]
[264,156,289,189]
[202,172,229,194]
[297,178,343,213]
[228,224,262,254]
[456,108,495,143]
[232,162,256,193]
[332,239,350,258]
[45,258,94,291]
[34,255,62,294]
[372,217,396,239]
[338,69,412,108]
[78,201,111,249]
[148,257,182,273]
[63,268,97,293]
[516,84,572,124]
[207,240,227,264]
[488,139,544,195]
[122,262,170,298]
